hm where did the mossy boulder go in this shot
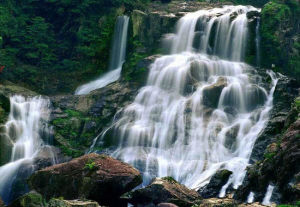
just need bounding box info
[28,153,142,206]
[8,191,45,207]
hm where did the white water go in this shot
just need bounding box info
[0,96,55,203]
[75,16,129,95]
[262,185,275,206]
[255,17,261,66]
[247,191,255,203]
[92,5,277,195]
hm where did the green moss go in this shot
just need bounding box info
[65,109,81,117]
[162,176,178,184]
[264,152,276,160]
[84,159,97,171]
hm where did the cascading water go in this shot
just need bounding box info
[92,5,277,198]
[255,17,261,67]
[0,96,55,204]
[75,16,129,95]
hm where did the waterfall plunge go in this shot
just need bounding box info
[75,16,129,95]
[0,96,55,204]
[92,5,277,196]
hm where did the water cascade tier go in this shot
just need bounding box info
[75,16,129,95]
[0,96,55,204]
[92,5,278,196]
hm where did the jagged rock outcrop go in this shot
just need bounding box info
[28,153,142,206]
[250,74,298,163]
[198,170,233,198]
[235,96,300,204]
[124,177,201,207]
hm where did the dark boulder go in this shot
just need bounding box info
[202,77,227,108]
[125,177,200,207]
[28,153,142,206]
[198,170,232,198]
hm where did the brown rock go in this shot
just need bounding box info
[28,153,142,206]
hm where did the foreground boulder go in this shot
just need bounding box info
[8,191,45,207]
[125,177,201,207]
[198,170,232,198]
[29,153,142,206]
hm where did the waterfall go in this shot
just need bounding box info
[255,17,261,67]
[0,96,55,204]
[92,5,277,195]
[75,16,129,95]
[262,185,275,206]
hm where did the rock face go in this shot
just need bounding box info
[198,170,233,198]
[28,153,142,206]
[235,96,300,204]
[50,80,140,157]
[125,177,201,207]
[250,75,298,163]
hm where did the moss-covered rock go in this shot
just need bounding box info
[8,191,45,207]
[260,0,299,78]
[235,96,300,204]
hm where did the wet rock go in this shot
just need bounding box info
[246,10,260,20]
[0,134,13,165]
[28,153,142,206]
[235,98,300,203]
[250,75,298,163]
[8,191,44,207]
[48,199,100,207]
[225,125,240,151]
[125,177,200,207]
[198,170,232,198]
[202,77,227,108]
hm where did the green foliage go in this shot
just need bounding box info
[162,176,178,184]
[0,0,150,93]
[84,159,97,171]
[260,0,300,78]
[264,152,276,159]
